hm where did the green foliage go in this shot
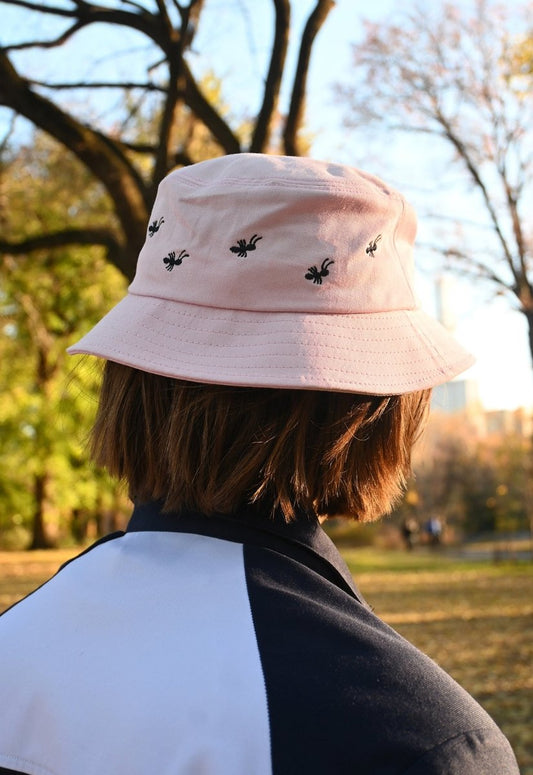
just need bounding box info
[508,32,533,84]
[0,134,128,546]
[394,433,532,538]
[0,80,248,547]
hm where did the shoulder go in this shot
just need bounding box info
[243,544,519,774]
[0,532,125,661]
[1,531,125,621]
[403,727,519,774]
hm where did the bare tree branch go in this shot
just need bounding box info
[500,168,528,282]
[182,0,205,34]
[120,0,148,12]
[1,230,137,283]
[250,0,290,153]
[0,50,149,276]
[5,21,87,51]
[2,1,166,50]
[152,0,196,186]
[434,245,510,289]
[173,150,193,167]
[181,59,241,154]
[154,0,173,35]
[120,141,157,154]
[0,228,119,253]
[283,0,335,155]
[28,80,167,92]
[340,2,533,368]
[0,113,17,159]
[434,107,518,283]
[153,51,181,187]
[0,0,78,18]
[0,0,327,281]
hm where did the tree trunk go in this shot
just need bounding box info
[28,471,54,549]
[524,310,533,554]
[525,309,533,370]
[70,508,90,544]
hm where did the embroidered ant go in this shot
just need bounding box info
[305,258,334,285]
[163,249,189,271]
[148,217,165,237]
[230,234,262,257]
[366,234,382,257]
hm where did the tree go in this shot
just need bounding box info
[0,0,334,281]
[0,135,128,548]
[339,1,533,363]
[393,431,532,540]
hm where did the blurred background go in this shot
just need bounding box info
[1,0,532,551]
[0,0,532,767]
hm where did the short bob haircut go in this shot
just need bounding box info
[91,362,431,523]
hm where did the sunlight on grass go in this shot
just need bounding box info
[0,549,77,612]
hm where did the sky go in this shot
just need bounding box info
[1,0,532,410]
[190,0,533,411]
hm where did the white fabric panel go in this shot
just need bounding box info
[0,532,272,775]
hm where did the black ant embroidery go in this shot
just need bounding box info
[148,217,165,237]
[163,249,189,271]
[230,234,262,258]
[305,258,334,285]
[366,234,382,257]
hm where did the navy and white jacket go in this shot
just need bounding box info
[0,501,519,774]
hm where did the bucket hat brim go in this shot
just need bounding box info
[68,292,474,395]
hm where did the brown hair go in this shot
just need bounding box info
[91,362,431,522]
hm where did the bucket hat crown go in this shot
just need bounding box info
[68,153,473,394]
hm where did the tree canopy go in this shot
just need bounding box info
[0,135,128,547]
[339,0,533,362]
[0,0,337,546]
[0,0,334,280]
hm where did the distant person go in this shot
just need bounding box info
[0,155,519,774]
[426,515,444,546]
[401,516,420,550]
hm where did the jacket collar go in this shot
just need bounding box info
[127,500,368,608]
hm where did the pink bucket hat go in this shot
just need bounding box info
[68,153,474,394]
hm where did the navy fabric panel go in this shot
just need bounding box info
[128,501,365,603]
[0,768,28,775]
[244,544,519,775]
[402,728,520,774]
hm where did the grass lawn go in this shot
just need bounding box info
[1,546,532,773]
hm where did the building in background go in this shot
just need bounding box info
[429,276,531,442]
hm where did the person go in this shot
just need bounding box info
[401,516,420,550]
[425,515,444,547]
[0,154,519,774]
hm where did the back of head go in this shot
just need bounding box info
[91,366,431,521]
[69,154,473,522]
